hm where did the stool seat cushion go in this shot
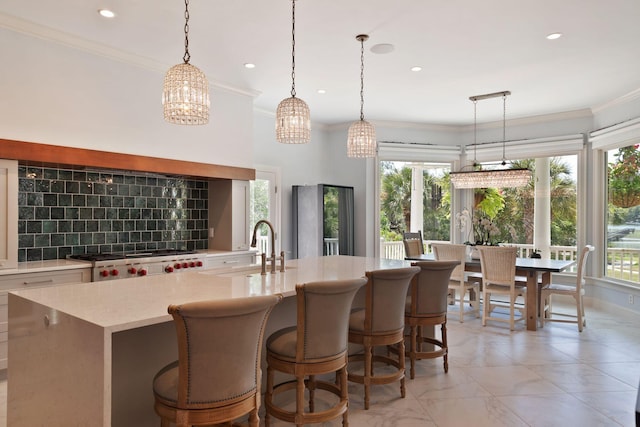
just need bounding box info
[153,361,180,406]
[266,326,297,360]
[348,308,365,332]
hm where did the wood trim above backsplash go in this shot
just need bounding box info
[0,139,255,181]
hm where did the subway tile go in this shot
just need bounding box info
[58,170,72,180]
[19,234,34,248]
[73,171,87,182]
[65,207,79,220]
[36,180,50,192]
[18,220,26,234]
[27,193,43,206]
[73,221,86,233]
[42,247,58,259]
[86,220,99,232]
[93,183,106,195]
[43,194,57,206]
[65,233,79,246]
[79,233,93,245]
[27,221,42,234]
[26,248,42,261]
[58,221,72,232]
[79,208,93,220]
[51,207,65,220]
[50,180,65,193]
[65,181,79,194]
[58,194,72,206]
[73,194,87,207]
[35,234,50,248]
[18,207,34,221]
[19,178,34,192]
[43,168,58,180]
[51,234,66,246]
[42,220,57,233]
[79,183,93,194]
[35,207,50,220]
[86,172,100,182]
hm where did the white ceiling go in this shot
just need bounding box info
[2,0,639,126]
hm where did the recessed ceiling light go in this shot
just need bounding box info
[546,32,563,40]
[317,89,326,94]
[98,9,116,18]
[370,43,395,54]
[411,66,422,72]
[243,63,256,69]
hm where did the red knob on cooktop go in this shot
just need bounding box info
[128,267,137,274]
[182,262,189,268]
[196,261,203,267]
[174,263,181,269]
[165,266,174,273]
[189,262,196,268]
[110,269,119,276]
[138,269,147,276]
[100,270,109,277]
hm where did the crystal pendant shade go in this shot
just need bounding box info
[450,168,531,189]
[276,96,311,144]
[162,63,210,125]
[347,119,377,158]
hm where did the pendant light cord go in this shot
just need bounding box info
[502,94,507,165]
[359,36,365,121]
[183,0,190,64]
[290,0,297,97]
[473,99,478,167]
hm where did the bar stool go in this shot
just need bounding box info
[152,294,282,427]
[347,266,420,409]
[264,278,367,427]
[405,260,460,378]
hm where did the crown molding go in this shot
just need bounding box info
[0,12,260,99]
[592,87,640,114]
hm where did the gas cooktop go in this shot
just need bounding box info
[69,249,197,262]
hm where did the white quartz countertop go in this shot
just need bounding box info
[0,259,92,276]
[9,256,411,333]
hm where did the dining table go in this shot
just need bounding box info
[406,253,576,331]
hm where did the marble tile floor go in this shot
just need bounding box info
[0,300,637,426]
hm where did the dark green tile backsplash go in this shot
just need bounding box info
[18,166,209,262]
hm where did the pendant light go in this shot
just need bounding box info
[162,0,210,125]
[276,0,311,144]
[347,34,376,158]
[450,91,531,188]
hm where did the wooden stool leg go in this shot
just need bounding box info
[364,344,372,410]
[442,322,448,373]
[248,410,258,427]
[340,366,349,427]
[409,325,417,380]
[296,375,305,426]
[308,375,316,412]
[398,338,406,398]
[265,365,273,427]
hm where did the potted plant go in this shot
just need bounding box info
[530,249,541,259]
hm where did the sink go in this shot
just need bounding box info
[200,264,295,278]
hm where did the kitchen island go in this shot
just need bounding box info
[7,255,410,426]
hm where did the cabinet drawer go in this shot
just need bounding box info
[205,253,255,270]
[0,269,91,292]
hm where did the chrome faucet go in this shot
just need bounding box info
[250,219,285,274]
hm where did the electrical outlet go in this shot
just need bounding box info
[629,294,635,305]
[209,227,215,238]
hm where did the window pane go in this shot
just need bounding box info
[606,145,640,284]
[249,179,270,255]
[379,161,450,259]
[463,156,577,261]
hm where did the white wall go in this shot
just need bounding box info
[0,27,254,168]
[252,111,330,257]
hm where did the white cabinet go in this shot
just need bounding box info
[209,180,250,251]
[1,267,91,370]
[0,160,18,270]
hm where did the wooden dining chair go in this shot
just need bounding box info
[153,294,282,427]
[403,231,424,257]
[348,266,420,409]
[477,246,526,331]
[432,243,481,322]
[539,245,594,332]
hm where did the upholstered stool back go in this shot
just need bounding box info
[153,294,282,427]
